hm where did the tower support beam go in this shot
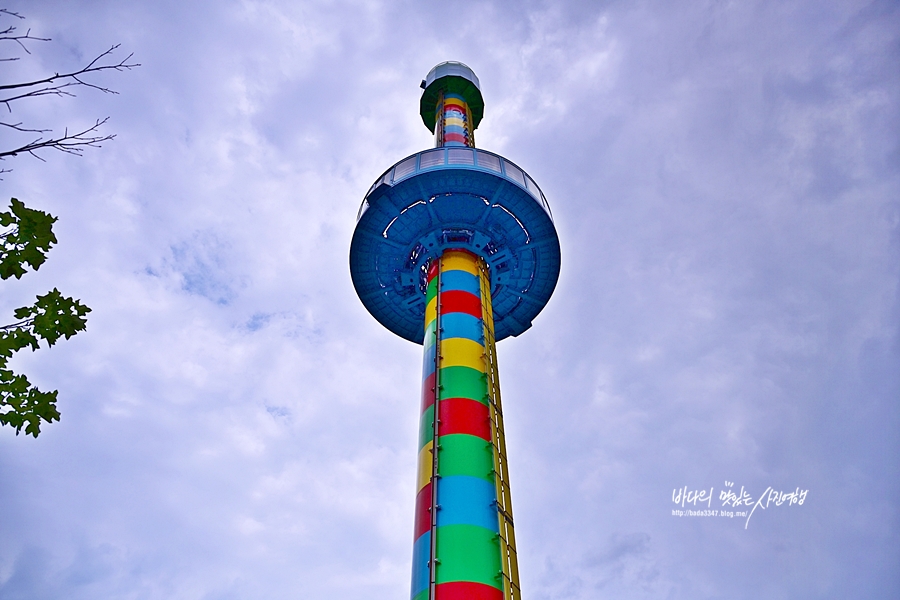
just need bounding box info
[480,258,521,600]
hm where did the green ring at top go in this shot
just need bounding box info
[420,61,485,134]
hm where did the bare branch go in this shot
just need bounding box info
[0,318,33,333]
[0,7,51,57]
[1,81,80,111]
[0,45,139,96]
[0,12,137,176]
[0,9,24,21]
[0,117,114,162]
[0,121,50,134]
[0,27,51,53]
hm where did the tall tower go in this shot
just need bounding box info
[350,62,560,600]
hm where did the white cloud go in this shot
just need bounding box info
[0,0,897,599]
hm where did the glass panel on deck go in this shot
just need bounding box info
[476,152,501,172]
[524,173,539,195]
[447,148,475,165]
[503,160,526,187]
[393,156,417,181]
[419,149,445,168]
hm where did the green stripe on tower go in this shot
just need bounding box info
[436,434,494,483]
[439,366,488,404]
[418,405,435,449]
[434,524,504,589]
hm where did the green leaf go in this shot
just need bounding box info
[28,288,92,346]
[0,366,60,437]
[1,199,90,438]
[0,327,40,357]
[0,197,58,280]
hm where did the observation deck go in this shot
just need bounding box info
[350,145,561,344]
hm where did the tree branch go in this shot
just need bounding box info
[0,44,139,99]
[0,120,50,133]
[0,9,50,57]
[0,117,114,161]
[0,317,32,332]
[0,11,137,175]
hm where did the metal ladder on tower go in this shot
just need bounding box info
[478,258,522,600]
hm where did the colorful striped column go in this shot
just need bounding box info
[354,63,542,600]
[411,249,504,600]
[435,92,474,148]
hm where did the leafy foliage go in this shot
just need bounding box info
[0,197,58,279]
[1,198,90,437]
[0,9,120,437]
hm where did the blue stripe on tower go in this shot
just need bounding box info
[440,271,480,296]
[440,313,483,344]
[422,340,436,378]
[436,475,499,531]
[410,530,431,598]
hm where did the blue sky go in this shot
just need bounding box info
[1,1,897,598]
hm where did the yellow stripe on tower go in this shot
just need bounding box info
[441,252,479,275]
[443,99,467,110]
[417,440,434,493]
[424,296,437,331]
[440,338,486,372]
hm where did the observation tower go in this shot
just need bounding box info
[350,62,560,600]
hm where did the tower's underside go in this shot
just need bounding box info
[349,147,560,344]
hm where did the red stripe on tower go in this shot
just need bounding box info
[440,290,481,318]
[414,482,432,538]
[435,581,504,600]
[438,397,491,440]
[421,372,436,410]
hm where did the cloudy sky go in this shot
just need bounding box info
[1,1,897,598]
